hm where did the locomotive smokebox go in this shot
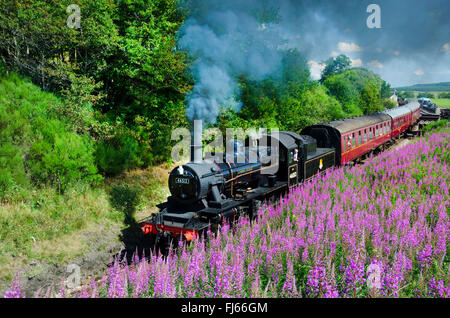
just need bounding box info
[190,120,203,163]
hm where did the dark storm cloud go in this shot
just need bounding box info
[178,0,450,122]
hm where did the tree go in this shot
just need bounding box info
[280,49,313,98]
[382,98,397,109]
[359,83,382,114]
[438,92,450,99]
[398,91,415,99]
[320,54,351,83]
[418,93,435,99]
[0,0,190,169]
[380,81,392,99]
[323,68,384,116]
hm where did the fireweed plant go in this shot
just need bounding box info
[5,128,450,298]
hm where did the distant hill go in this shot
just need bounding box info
[395,82,450,92]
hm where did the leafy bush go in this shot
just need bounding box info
[278,85,345,131]
[422,120,449,132]
[382,98,397,109]
[438,92,450,99]
[95,133,140,176]
[324,68,385,115]
[0,73,101,199]
[397,91,415,99]
[359,82,383,114]
[29,127,101,193]
[418,93,435,99]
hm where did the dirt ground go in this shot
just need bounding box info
[0,222,125,297]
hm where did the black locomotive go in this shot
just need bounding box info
[140,131,335,246]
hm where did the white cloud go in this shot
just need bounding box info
[351,59,363,67]
[376,48,383,53]
[368,60,383,68]
[414,69,424,76]
[337,42,362,53]
[331,51,339,57]
[443,43,450,53]
[308,60,325,80]
[393,51,400,56]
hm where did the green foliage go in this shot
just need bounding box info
[395,82,450,92]
[95,133,139,176]
[0,1,398,174]
[323,74,359,113]
[382,98,397,109]
[380,81,392,99]
[0,0,189,168]
[324,68,384,115]
[418,93,436,99]
[438,92,450,99]
[29,127,101,193]
[320,54,351,83]
[277,85,345,131]
[109,184,141,224]
[0,73,101,200]
[421,120,449,132]
[359,82,383,114]
[218,50,340,133]
[397,91,415,99]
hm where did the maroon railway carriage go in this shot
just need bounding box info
[405,101,421,125]
[301,113,392,165]
[382,105,413,139]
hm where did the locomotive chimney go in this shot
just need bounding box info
[190,120,203,163]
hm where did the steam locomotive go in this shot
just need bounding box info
[140,102,421,248]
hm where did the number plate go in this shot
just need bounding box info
[175,178,190,184]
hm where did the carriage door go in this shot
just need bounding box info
[288,147,299,187]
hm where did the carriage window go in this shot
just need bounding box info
[369,128,373,140]
[358,131,362,145]
[364,129,367,143]
[376,125,379,137]
[352,133,356,148]
[343,136,346,152]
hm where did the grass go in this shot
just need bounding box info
[0,165,171,287]
[432,99,450,108]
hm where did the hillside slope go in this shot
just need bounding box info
[395,82,450,92]
[0,73,170,296]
